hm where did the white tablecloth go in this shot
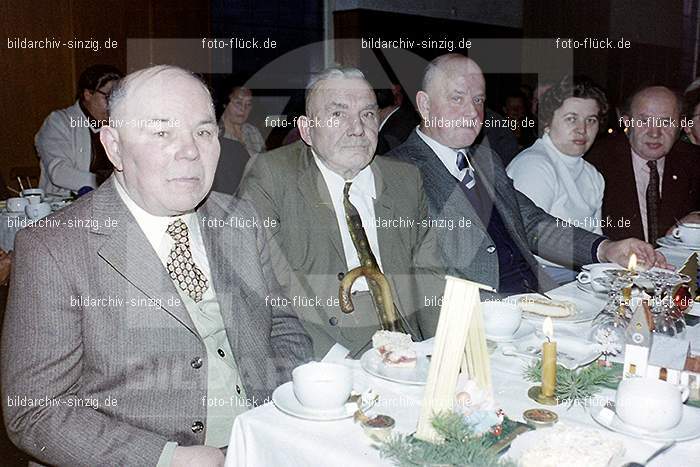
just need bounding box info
[226,279,700,467]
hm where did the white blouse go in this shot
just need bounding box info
[506,134,605,235]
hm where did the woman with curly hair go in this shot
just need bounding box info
[506,77,608,282]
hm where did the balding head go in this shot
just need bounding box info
[624,85,681,161]
[416,54,486,149]
[100,65,220,216]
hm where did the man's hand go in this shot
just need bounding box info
[0,249,12,285]
[171,446,225,467]
[597,238,670,270]
[665,211,700,235]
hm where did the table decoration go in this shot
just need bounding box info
[378,411,525,467]
[415,276,494,442]
[524,359,617,407]
[527,317,558,405]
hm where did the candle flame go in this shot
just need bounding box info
[543,317,554,339]
[627,253,637,272]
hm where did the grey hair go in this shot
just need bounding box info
[304,66,366,113]
[108,65,212,121]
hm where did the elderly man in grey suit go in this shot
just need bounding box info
[2,65,312,467]
[239,67,444,358]
[388,54,667,294]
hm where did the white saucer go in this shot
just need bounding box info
[591,404,700,442]
[502,335,601,370]
[360,349,430,385]
[272,382,374,421]
[657,235,700,251]
[486,321,536,343]
[576,281,609,298]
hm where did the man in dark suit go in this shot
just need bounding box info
[587,86,700,242]
[375,87,421,155]
[2,65,311,466]
[240,67,444,357]
[388,54,666,294]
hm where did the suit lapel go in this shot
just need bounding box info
[369,160,396,263]
[91,178,200,337]
[297,146,345,260]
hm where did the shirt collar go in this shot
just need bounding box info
[311,150,376,199]
[416,127,469,179]
[631,148,666,173]
[114,178,198,254]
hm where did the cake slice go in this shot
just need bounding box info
[517,296,575,318]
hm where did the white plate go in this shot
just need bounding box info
[502,335,601,370]
[576,281,610,298]
[272,381,375,421]
[486,321,536,343]
[360,349,430,385]
[657,235,700,251]
[504,423,633,467]
[591,404,700,442]
[508,293,603,323]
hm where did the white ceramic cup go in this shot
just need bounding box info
[577,264,620,285]
[615,378,690,431]
[21,188,45,200]
[292,362,353,411]
[673,223,700,245]
[24,202,52,220]
[6,197,28,212]
[482,301,522,338]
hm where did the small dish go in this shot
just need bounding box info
[591,404,700,442]
[272,381,376,421]
[486,321,536,343]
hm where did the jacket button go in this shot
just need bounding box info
[337,272,345,281]
[190,357,203,369]
[191,421,204,433]
[236,385,242,394]
[217,348,225,358]
[486,245,496,254]
[329,316,338,326]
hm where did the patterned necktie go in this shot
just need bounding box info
[646,160,660,244]
[166,219,209,302]
[343,182,379,269]
[457,149,476,189]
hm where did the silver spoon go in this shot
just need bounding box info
[621,441,676,467]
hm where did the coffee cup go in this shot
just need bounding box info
[673,223,700,245]
[6,197,28,212]
[482,301,522,338]
[292,362,352,411]
[25,202,52,220]
[577,264,620,286]
[615,378,689,431]
[21,188,45,200]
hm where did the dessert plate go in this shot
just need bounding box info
[591,404,700,442]
[360,349,430,385]
[501,335,601,370]
[508,293,603,323]
[272,382,376,421]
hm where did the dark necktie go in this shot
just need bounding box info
[166,219,209,302]
[646,160,660,243]
[343,182,379,269]
[456,149,476,189]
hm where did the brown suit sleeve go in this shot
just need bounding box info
[1,229,168,466]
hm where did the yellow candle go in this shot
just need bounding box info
[541,317,557,398]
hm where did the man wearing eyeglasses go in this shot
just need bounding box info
[35,64,123,194]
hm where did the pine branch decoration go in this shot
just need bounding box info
[524,359,617,407]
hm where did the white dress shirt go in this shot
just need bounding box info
[312,152,383,291]
[631,150,666,242]
[416,127,474,182]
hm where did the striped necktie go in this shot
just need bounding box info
[457,149,476,189]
